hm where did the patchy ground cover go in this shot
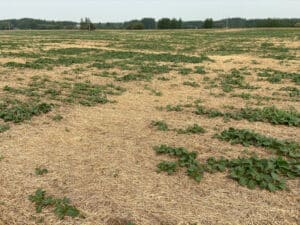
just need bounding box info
[0,29,299,225]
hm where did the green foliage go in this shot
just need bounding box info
[0,124,10,133]
[52,114,63,121]
[4,61,50,70]
[48,48,98,55]
[215,128,300,159]
[28,189,55,213]
[154,145,204,182]
[228,157,299,191]
[66,82,119,106]
[179,68,193,75]
[127,222,136,225]
[157,161,177,175]
[35,167,48,176]
[0,18,77,30]
[194,106,224,118]
[231,92,278,102]
[157,18,182,29]
[258,69,300,85]
[115,73,152,82]
[280,86,300,97]
[195,66,206,74]
[29,189,81,219]
[177,124,206,134]
[195,105,300,126]
[141,18,156,29]
[9,76,124,104]
[126,21,144,30]
[166,104,183,112]
[203,18,214,29]
[0,102,52,123]
[151,120,169,131]
[220,69,256,92]
[91,62,113,69]
[183,81,200,87]
[54,198,80,220]
[80,18,96,31]
[151,121,205,135]
[157,76,170,81]
[144,85,162,96]
[237,106,300,126]
[154,145,300,191]
[1,18,299,30]
[139,64,170,74]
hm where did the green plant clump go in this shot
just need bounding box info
[258,69,300,85]
[215,128,300,159]
[0,102,52,123]
[183,81,200,87]
[0,124,10,133]
[29,189,81,220]
[154,145,300,191]
[154,145,204,182]
[195,105,300,126]
[151,120,169,131]
[52,114,63,121]
[177,124,206,134]
[166,104,183,112]
[35,167,49,176]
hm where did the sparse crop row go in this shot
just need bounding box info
[195,105,300,126]
[215,127,300,159]
[154,145,300,192]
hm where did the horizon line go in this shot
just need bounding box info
[1,16,300,23]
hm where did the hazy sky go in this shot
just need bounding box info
[0,0,299,22]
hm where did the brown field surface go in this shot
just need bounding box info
[0,29,299,225]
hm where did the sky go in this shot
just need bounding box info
[0,0,299,22]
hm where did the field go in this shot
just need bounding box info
[0,29,299,225]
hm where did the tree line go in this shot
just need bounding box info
[1,17,300,30]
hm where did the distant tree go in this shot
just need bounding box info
[170,19,177,29]
[157,18,182,29]
[141,18,156,29]
[80,18,96,31]
[295,22,300,27]
[126,21,144,30]
[178,18,183,29]
[1,17,300,30]
[157,18,171,29]
[203,18,213,29]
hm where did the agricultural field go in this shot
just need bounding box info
[0,29,299,225]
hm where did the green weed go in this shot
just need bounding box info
[258,69,300,85]
[154,145,204,182]
[0,124,10,133]
[215,128,300,159]
[195,105,300,126]
[166,104,183,112]
[154,145,300,191]
[177,124,206,134]
[183,81,200,87]
[144,85,162,96]
[115,73,152,82]
[219,69,257,92]
[52,114,63,121]
[180,68,193,75]
[280,87,300,97]
[29,189,81,220]
[0,102,52,123]
[35,167,49,176]
[151,120,169,131]
[195,66,206,74]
